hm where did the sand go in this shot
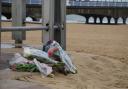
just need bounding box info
[1,22,128,89]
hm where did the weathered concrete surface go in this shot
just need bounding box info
[0,53,13,69]
[0,52,51,89]
[0,48,23,69]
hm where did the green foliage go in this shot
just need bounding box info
[16,64,39,72]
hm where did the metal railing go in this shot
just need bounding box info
[2,0,42,4]
[26,0,42,4]
[67,1,128,7]
[2,0,11,3]
[2,0,128,7]
[1,25,58,32]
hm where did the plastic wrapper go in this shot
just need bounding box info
[23,47,58,64]
[33,59,53,76]
[9,53,29,65]
[43,41,77,74]
[9,41,77,76]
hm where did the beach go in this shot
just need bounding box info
[1,22,128,61]
[1,22,128,89]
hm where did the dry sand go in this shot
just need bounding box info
[1,22,128,89]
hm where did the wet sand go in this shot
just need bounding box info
[1,22,128,89]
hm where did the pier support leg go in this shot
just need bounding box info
[86,17,89,24]
[115,18,118,24]
[108,17,111,24]
[94,17,97,24]
[123,18,126,24]
[100,17,103,24]
[12,0,26,48]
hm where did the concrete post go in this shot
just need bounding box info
[42,0,55,44]
[12,0,26,47]
[54,0,66,49]
[86,17,89,24]
[123,18,126,24]
[108,17,111,24]
[94,17,97,24]
[42,0,66,49]
[0,0,1,56]
[60,0,66,49]
[100,17,103,24]
[0,0,1,28]
[115,18,118,24]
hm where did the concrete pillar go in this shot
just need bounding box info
[94,17,97,24]
[123,18,126,24]
[0,0,1,28]
[0,0,1,55]
[12,0,26,47]
[42,0,66,49]
[0,0,1,27]
[86,17,89,24]
[54,0,66,49]
[60,0,66,49]
[115,18,118,24]
[108,17,111,24]
[99,17,103,24]
[42,0,55,44]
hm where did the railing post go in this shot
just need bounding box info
[42,0,55,45]
[12,0,26,47]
